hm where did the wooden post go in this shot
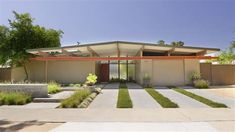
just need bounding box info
[183,59,186,85]
[45,60,48,82]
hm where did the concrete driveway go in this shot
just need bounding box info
[127,83,161,108]
[88,83,119,109]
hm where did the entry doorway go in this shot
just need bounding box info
[99,60,136,82]
[99,64,109,82]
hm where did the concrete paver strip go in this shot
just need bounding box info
[155,87,209,108]
[50,91,75,99]
[50,122,217,132]
[88,83,119,108]
[127,83,161,108]
[182,86,235,108]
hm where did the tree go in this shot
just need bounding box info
[217,47,235,64]
[0,11,63,80]
[157,40,165,46]
[171,41,184,47]
[231,41,235,48]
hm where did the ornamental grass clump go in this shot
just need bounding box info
[48,81,62,94]
[0,92,32,105]
[60,89,91,108]
[189,71,209,88]
[194,79,209,89]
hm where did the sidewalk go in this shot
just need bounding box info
[0,108,234,122]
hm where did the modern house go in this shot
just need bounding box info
[10,41,219,86]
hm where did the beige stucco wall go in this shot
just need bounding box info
[47,60,96,83]
[27,61,46,82]
[152,60,184,86]
[139,60,153,85]
[11,67,26,82]
[184,59,200,84]
[137,59,200,86]
[10,60,96,84]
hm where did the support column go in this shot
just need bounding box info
[183,59,186,85]
[126,56,128,81]
[45,60,48,82]
[118,60,120,80]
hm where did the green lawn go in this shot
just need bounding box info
[145,87,179,108]
[169,86,228,108]
[117,83,133,108]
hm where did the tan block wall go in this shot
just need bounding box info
[152,60,184,86]
[11,67,26,82]
[140,60,153,85]
[47,60,96,83]
[200,63,212,81]
[27,61,46,82]
[138,59,200,86]
[10,60,96,84]
[184,59,200,84]
[0,68,11,81]
[201,63,235,85]
[211,65,235,85]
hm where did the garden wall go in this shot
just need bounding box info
[200,63,235,85]
[0,68,11,81]
[0,84,48,98]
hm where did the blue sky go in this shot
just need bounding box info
[0,0,234,50]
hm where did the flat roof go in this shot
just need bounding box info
[27,41,220,57]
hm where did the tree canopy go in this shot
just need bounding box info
[156,40,184,47]
[171,41,184,47]
[217,48,235,64]
[0,11,63,80]
[231,41,235,48]
[157,40,165,46]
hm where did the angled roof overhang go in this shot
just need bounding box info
[27,41,220,61]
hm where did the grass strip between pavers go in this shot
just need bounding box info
[60,89,91,108]
[117,83,133,108]
[169,86,228,108]
[145,87,179,108]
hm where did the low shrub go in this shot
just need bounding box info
[48,82,62,94]
[69,83,81,87]
[60,89,91,108]
[85,73,97,86]
[189,71,201,82]
[0,92,32,105]
[194,79,209,88]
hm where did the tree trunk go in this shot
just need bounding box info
[23,63,28,81]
